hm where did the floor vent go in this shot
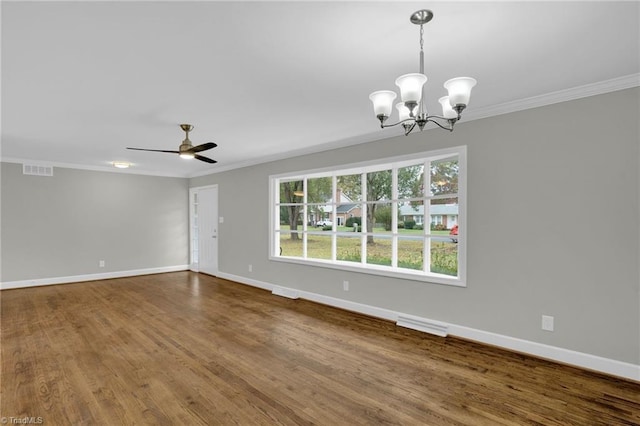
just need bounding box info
[272,286,299,299]
[396,314,448,337]
[23,164,53,176]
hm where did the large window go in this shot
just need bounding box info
[270,146,466,286]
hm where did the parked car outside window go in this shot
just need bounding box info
[450,225,458,243]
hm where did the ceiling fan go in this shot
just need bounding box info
[127,124,217,163]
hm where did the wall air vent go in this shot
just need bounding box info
[396,314,449,337]
[23,164,53,177]
[272,286,299,299]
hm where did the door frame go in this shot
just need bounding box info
[189,184,219,273]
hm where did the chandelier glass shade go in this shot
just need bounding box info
[369,10,477,135]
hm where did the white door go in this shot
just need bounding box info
[191,185,218,275]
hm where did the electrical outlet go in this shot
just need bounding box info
[248,264,252,272]
[542,315,554,332]
[99,260,105,268]
[343,280,349,291]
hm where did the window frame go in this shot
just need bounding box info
[269,146,466,287]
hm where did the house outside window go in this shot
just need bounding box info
[270,146,466,286]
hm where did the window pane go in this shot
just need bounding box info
[279,206,288,225]
[303,176,331,227]
[366,170,391,202]
[280,205,304,230]
[369,202,392,232]
[398,164,425,199]
[366,234,392,266]
[307,233,332,260]
[399,200,424,229]
[428,198,458,231]
[337,203,362,229]
[398,236,423,271]
[279,232,303,257]
[337,174,362,202]
[430,158,458,197]
[307,176,332,203]
[337,235,361,263]
[280,179,304,203]
[430,239,458,276]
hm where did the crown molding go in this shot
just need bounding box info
[464,73,640,122]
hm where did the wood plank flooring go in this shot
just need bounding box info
[1,272,638,425]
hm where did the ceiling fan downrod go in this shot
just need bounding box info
[179,124,195,157]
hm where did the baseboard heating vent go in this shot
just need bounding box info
[23,164,53,177]
[396,314,448,337]
[272,286,299,299]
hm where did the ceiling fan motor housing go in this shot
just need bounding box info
[179,140,193,153]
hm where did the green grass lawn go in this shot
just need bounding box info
[278,226,457,276]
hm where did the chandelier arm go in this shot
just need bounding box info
[380,115,458,133]
[379,118,416,129]
[424,113,459,122]
[426,117,456,132]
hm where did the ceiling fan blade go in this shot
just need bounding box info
[190,142,217,153]
[195,154,217,164]
[127,147,180,154]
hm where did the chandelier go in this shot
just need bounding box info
[369,10,477,136]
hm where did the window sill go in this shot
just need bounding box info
[270,255,466,287]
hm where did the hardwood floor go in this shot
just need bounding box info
[1,272,638,425]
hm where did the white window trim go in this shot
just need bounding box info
[269,146,466,287]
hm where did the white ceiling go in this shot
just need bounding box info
[2,1,639,178]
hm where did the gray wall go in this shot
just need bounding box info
[1,165,189,281]
[191,88,640,365]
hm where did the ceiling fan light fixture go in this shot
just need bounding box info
[179,152,195,159]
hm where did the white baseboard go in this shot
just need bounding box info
[217,272,640,382]
[216,272,274,292]
[216,272,398,322]
[447,324,640,382]
[0,265,190,290]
